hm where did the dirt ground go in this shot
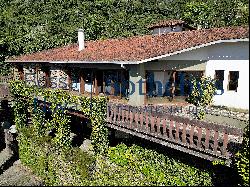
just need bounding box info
[0,160,43,186]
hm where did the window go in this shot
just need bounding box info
[214,70,224,90]
[228,71,239,91]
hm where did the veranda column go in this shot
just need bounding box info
[80,70,85,94]
[102,71,105,95]
[17,65,24,81]
[67,69,72,91]
[128,63,146,106]
[120,70,123,99]
[94,70,99,95]
[45,67,51,88]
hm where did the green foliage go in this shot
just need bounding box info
[10,80,108,185]
[187,76,217,119]
[212,159,226,166]
[234,125,249,186]
[10,80,109,153]
[18,126,94,186]
[0,0,248,64]
[8,80,244,186]
[91,143,213,186]
[182,0,249,29]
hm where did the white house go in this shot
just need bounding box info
[7,20,249,109]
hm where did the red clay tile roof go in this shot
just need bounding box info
[147,19,186,29]
[9,26,249,62]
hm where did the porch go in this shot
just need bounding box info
[12,59,206,106]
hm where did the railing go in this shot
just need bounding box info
[0,84,10,99]
[106,103,244,162]
[0,75,13,84]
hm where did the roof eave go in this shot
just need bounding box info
[5,60,138,65]
[135,38,249,64]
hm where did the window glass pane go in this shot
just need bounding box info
[228,71,239,91]
[215,70,224,90]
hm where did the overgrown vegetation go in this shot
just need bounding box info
[18,126,95,186]
[10,80,109,185]
[187,76,217,119]
[9,80,217,186]
[10,80,109,153]
[91,143,212,186]
[234,125,249,186]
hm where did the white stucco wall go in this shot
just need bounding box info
[128,64,146,106]
[144,60,206,71]
[143,40,249,109]
[162,41,249,61]
[205,60,249,109]
[152,25,182,35]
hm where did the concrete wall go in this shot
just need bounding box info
[144,60,206,71]
[162,41,249,61]
[152,25,182,35]
[129,40,249,107]
[128,64,146,106]
[205,60,249,109]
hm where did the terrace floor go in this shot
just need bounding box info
[68,91,249,129]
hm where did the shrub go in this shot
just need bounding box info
[234,125,249,186]
[187,76,216,119]
[91,143,213,186]
[18,126,94,186]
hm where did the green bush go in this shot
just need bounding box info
[91,143,213,186]
[11,80,215,186]
[18,126,94,186]
[234,125,249,186]
[187,76,216,119]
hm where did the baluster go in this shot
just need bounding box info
[129,111,133,129]
[150,116,155,134]
[106,105,110,122]
[113,106,117,124]
[222,133,229,156]
[175,122,180,142]
[162,119,167,138]
[140,113,144,132]
[117,106,121,126]
[121,108,125,125]
[110,107,114,123]
[157,117,161,137]
[126,107,129,123]
[197,127,202,149]
[213,131,219,155]
[182,124,187,144]
[145,112,149,133]
[204,129,210,150]
[190,126,194,147]
[134,112,139,130]
[169,120,174,140]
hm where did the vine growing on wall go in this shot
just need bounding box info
[10,80,109,153]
